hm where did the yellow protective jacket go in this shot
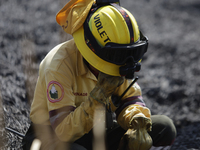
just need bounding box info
[30,39,151,142]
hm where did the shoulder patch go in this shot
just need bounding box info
[47,81,64,103]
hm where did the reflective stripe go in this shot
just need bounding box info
[49,106,76,130]
[149,146,171,150]
[115,96,145,118]
[121,96,145,105]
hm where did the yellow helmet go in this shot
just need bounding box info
[73,3,148,77]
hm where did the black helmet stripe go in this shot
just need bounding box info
[111,3,134,43]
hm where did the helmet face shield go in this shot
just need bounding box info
[97,32,148,65]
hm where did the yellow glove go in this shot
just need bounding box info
[118,117,152,150]
[90,72,124,105]
[83,72,124,121]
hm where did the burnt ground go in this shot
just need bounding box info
[0,0,200,149]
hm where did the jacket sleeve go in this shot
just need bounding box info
[111,79,151,130]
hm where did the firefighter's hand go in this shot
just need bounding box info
[90,72,124,105]
[118,117,152,150]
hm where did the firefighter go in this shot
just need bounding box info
[22,0,176,149]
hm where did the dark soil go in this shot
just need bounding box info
[0,0,200,149]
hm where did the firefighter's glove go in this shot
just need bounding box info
[118,117,152,150]
[90,72,124,105]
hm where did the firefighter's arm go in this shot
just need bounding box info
[47,70,124,142]
[111,80,152,150]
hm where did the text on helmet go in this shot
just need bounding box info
[94,14,111,43]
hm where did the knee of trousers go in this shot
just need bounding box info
[150,115,177,146]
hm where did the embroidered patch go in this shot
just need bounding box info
[47,81,64,103]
